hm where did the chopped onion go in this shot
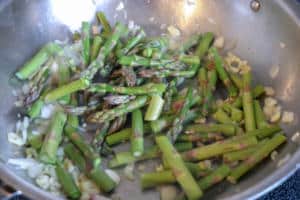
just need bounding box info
[291,132,300,144]
[41,104,56,119]
[270,151,278,161]
[167,25,181,37]
[116,1,124,11]
[281,111,294,124]
[7,132,25,146]
[277,153,291,168]
[36,174,50,190]
[123,163,135,181]
[280,42,286,49]
[264,86,275,96]
[264,97,277,107]
[269,65,279,79]
[214,36,225,49]
[28,163,44,178]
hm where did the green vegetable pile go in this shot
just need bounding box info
[13,11,287,200]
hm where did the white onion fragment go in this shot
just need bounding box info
[115,2,124,11]
[281,111,294,124]
[269,65,279,79]
[264,86,275,96]
[214,36,225,49]
[291,132,300,144]
[277,153,291,168]
[167,25,181,37]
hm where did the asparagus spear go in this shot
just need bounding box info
[195,32,214,59]
[64,96,80,135]
[222,104,243,123]
[254,100,269,128]
[202,63,218,114]
[213,108,232,124]
[249,125,282,139]
[57,59,71,104]
[48,23,127,99]
[90,36,103,61]
[139,64,200,78]
[145,94,164,121]
[163,78,179,112]
[96,11,112,35]
[117,29,146,56]
[88,96,148,123]
[141,170,176,189]
[227,134,286,183]
[197,164,230,190]
[118,55,172,67]
[181,136,258,161]
[109,142,193,168]
[179,55,201,65]
[27,133,44,150]
[27,99,44,118]
[141,162,213,189]
[155,136,203,200]
[15,43,61,80]
[242,71,256,131]
[231,85,265,108]
[93,122,110,152]
[55,163,81,199]
[64,143,116,192]
[89,83,166,95]
[131,109,144,157]
[223,139,268,163]
[185,124,236,137]
[177,132,223,143]
[184,161,213,178]
[44,78,90,102]
[167,88,193,142]
[66,131,99,161]
[105,124,151,146]
[198,67,208,106]
[39,111,67,164]
[210,47,238,97]
[82,21,91,66]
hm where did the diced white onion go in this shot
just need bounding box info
[281,111,294,124]
[269,65,279,79]
[214,36,225,49]
[116,1,124,11]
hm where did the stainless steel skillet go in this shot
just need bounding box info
[0,0,300,199]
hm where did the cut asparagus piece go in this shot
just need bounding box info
[88,96,148,123]
[55,163,81,199]
[198,164,230,190]
[185,124,236,137]
[15,43,61,80]
[181,136,258,161]
[223,139,269,163]
[145,94,164,121]
[39,111,67,164]
[89,83,166,95]
[228,134,286,183]
[155,136,203,200]
[210,47,238,97]
[81,21,91,66]
[131,109,144,157]
[242,71,256,131]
